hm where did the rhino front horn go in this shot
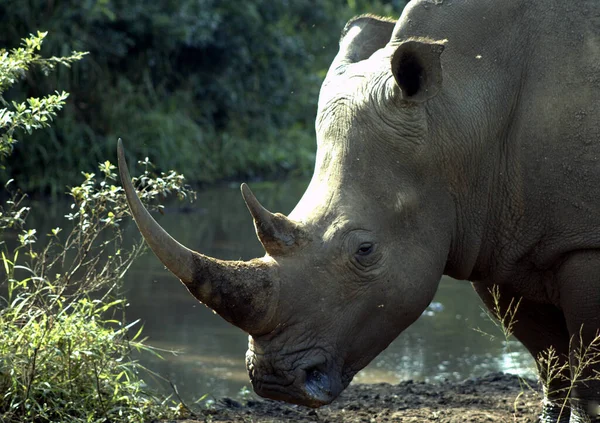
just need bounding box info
[241,183,309,256]
[117,139,279,335]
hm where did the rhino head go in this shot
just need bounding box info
[119,15,454,408]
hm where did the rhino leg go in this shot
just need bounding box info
[570,406,599,423]
[472,283,572,423]
[557,252,600,423]
[538,403,571,423]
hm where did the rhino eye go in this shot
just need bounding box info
[356,242,373,256]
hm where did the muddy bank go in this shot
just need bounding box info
[170,373,542,422]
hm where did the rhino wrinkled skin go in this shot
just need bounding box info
[119,1,600,422]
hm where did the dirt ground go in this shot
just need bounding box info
[170,373,542,423]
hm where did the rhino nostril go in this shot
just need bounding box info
[304,367,332,400]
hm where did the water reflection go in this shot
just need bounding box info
[29,178,537,402]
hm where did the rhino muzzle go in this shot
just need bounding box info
[246,349,346,407]
[245,333,351,407]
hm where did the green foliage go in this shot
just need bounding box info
[0,293,153,421]
[0,30,197,422]
[0,31,86,161]
[0,158,195,422]
[0,31,85,94]
[0,0,407,194]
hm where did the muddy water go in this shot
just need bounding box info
[31,178,536,402]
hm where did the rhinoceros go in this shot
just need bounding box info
[118,1,600,422]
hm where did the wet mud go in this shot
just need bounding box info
[169,373,542,422]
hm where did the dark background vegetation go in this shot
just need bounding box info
[0,0,408,194]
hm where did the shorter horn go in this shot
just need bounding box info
[118,139,279,335]
[241,183,308,255]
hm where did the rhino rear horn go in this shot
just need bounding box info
[241,183,308,256]
[117,139,279,335]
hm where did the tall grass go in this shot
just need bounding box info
[480,285,600,422]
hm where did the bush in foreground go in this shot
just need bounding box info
[0,32,195,422]
[0,159,196,422]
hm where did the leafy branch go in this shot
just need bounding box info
[0,31,87,160]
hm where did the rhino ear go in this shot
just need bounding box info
[336,15,396,65]
[391,39,446,103]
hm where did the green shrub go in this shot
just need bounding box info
[0,158,195,422]
[0,31,196,422]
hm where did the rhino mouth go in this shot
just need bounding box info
[255,364,344,408]
[247,350,349,407]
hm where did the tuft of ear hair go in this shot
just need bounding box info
[391,38,446,103]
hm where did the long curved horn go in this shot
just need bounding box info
[117,139,279,335]
[241,183,309,256]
